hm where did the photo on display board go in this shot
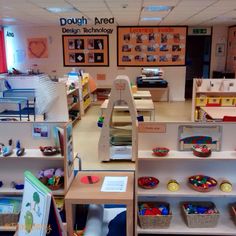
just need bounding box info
[135,55,144,62]
[123,33,131,42]
[172,45,181,52]
[136,33,143,43]
[87,39,94,49]
[147,45,156,52]
[160,44,168,51]
[135,45,142,52]
[94,53,104,63]
[161,34,168,43]
[69,53,75,63]
[75,39,84,49]
[148,33,155,42]
[68,40,75,50]
[172,55,180,62]
[75,53,85,63]
[122,44,132,52]
[88,53,95,63]
[147,55,157,62]
[122,55,131,62]
[173,33,180,43]
[160,55,168,62]
[94,39,104,50]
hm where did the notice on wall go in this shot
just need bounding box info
[27,37,48,59]
[117,26,187,66]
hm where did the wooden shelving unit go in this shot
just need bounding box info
[67,87,81,125]
[0,121,75,232]
[192,78,236,121]
[136,121,236,235]
[80,73,91,115]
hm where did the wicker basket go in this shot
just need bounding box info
[0,212,19,226]
[181,202,220,228]
[138,202,172,229]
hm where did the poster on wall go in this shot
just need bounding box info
[27,37,48,58]
[117,26,187,66]
[62,35,109,67]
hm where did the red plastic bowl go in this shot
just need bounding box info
[138,176,159,189]
[152,147,170,157]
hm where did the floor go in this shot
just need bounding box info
[73,100,192,171]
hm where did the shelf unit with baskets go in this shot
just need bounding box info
[192,78,236,121]
[80,73,92,115]
[0,121,75,232]
[136,121,236,235]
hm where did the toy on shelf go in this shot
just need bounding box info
[192,144,211,158]
[138,176,159,189]
[37,168,64,190]
[11,181,24,190]
[188,175,217,192]
[16,140,25,157]
[2,139,13,157]
[167,179,180,192]
[220,180,232,192]
[39,146,60,156]
[139,202,169,216]
[152,147,169,157]
[183,202,218,215]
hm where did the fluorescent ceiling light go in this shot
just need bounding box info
[46,7,78,13]
[1,17,16,22]
[144,5,173,12]
[141,17,162,21]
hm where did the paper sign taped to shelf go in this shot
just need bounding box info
[101,176,128,192]
[138,122,166,133]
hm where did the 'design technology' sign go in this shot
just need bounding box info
[60,16,115,34]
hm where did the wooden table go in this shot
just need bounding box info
[138,87,169,102]
[201,107,236,120]
[101,99,155,120]
[65,171,134,236]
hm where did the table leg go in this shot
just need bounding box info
[27,100,30,121]
[19,103,22,121]
[65,202,74,236]
[126,202,134,236]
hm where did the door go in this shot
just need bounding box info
[185,35,211,99]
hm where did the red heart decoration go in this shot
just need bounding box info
[29,41,46,58]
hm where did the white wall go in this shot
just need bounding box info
[4,24,196,101]
[210,25,228,76]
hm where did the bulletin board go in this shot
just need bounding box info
[117,26,187,67]
[62,35,109,67]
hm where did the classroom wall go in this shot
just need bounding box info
[4,24,228,101]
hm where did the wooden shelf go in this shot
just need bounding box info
[68,101,79,110]
[137,207,236,235]
[137,181,236,197]
[0,149,64,160]
[67,88,78,95]
[0,186,64,196]
[138,150,236,160]
[0,226,16,232]
[196,91,236,95]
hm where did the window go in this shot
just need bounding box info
[0,28,7,73]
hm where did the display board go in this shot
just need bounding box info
[117,26,187,67]
[62,35,109,67]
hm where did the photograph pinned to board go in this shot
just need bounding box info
[32,124,49,138]
[178,125,222,151]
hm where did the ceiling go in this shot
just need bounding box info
[0,0,236,27]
